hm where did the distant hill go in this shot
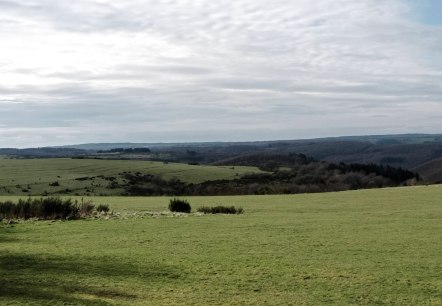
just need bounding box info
[0,155,418,196]
[413,157,442,183]
[1,133,442,183]
[0,158,264,196]
[214,152,315,171]
[330,134,442,144]
[52,142,224,151]
[284,141,442,169]
[53,133,442,151]
[0,147,87,157]
[51,134,442,169]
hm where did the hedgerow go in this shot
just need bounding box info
[197,206,244,214]
[0,197,109,220]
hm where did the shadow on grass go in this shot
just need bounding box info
[0,235,16,243]
[0,226,18,243]
[0,251,184,305]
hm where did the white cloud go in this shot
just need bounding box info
[0,0,441,147]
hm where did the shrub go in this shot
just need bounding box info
[79,200,94,216]
[0,197,113,221]
[0,201,15,219]
[0,197,80,220]
[168,198,191,213]
[96,204,110,213]
[197,205,244,214]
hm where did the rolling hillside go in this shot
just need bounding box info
[413,157,442,183]
[1,134,442,183]
[0,158,264,196]
[56,134,442,173]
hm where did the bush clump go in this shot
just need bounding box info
[96,204,110,213]
[0,197,111,220]
[168,198,191,213]
[79,200,94,216]
[0,197,78,220]
[197,205,244,214]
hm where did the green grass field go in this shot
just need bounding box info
[0,158,263,196]
[1,186,441,305]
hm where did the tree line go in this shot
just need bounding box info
[116,157,418,196]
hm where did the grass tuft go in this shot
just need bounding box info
[96,204,110,213]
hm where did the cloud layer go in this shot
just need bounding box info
[0,0,441,147]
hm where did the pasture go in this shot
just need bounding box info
[0,158,263,196]
[1,186,441,305]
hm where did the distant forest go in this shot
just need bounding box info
[115,153,418,196]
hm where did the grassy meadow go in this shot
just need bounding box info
[1,185,441,305]
[0,158,263,196]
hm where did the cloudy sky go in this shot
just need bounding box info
[0,0,441,147]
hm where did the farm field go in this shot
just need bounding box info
[1,186,441,305]
[0,158,263,196]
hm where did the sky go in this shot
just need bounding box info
[0,0,441,148]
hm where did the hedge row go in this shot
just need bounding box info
[0,197,109,220]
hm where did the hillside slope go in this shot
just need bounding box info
[413,157,442,183]
[2,134,442,181]
[0,158,263,196]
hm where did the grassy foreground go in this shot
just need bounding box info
[1,186,441,305]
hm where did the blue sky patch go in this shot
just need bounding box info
[407,0,442,25]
